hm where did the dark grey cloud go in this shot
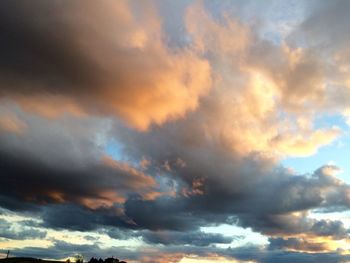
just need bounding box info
[124,196,203,231]
[140,230,236,246]
[105,228,137,240]
[40,204,132,231]
[115,118,350,237]
[0,1,96,95]
[106,227,237,247]
[0,108,159,213]
[0,195,40,212]
[0,147,156,211]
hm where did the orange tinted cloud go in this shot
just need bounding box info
[1,0,212,131]
[270,127,341,157]
[181,3,341,158]
[15,95,86,119]
[0,112,26,134]
[0,0,341,159]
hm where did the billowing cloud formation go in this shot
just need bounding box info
[0,108,165,213]
[181,1,342,158]
[1,0,350,262]
[0,0,211,130]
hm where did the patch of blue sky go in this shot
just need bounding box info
[104,139,124,161]
[104,139,143,168]
[314,112,348,130]
[282,113,350,183]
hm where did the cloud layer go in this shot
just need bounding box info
[1,0,350,262]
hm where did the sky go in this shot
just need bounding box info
[1,0,350,262]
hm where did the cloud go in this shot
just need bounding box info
[114,108,350,241]
[40,204,131,231]
[0,114,26,134]
[0,0,211,130]
[0,218,46,240]
[0,106,26,134]
[296,0,350,50]
[140,230,236,247]
[0,109,164,213]
[0,147,159,210]
[183,2,341,158]
[269,237,330,252]
[289,0,350,119]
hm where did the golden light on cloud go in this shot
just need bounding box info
[270,127,341,157]
[78,191,126,210]
[14,95,87,119]
[0,239,52,251]
[0,112,26,134]
[278,236,350,254]
[101,155,156,189]
[0,0,213,131]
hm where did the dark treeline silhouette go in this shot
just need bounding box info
[87,257,126,263]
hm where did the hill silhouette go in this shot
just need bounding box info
[0,257,127,263]
[0,258,60,263]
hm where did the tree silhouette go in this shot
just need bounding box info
[87,257,126,263]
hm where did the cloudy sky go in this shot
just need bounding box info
[1,0,350,262]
